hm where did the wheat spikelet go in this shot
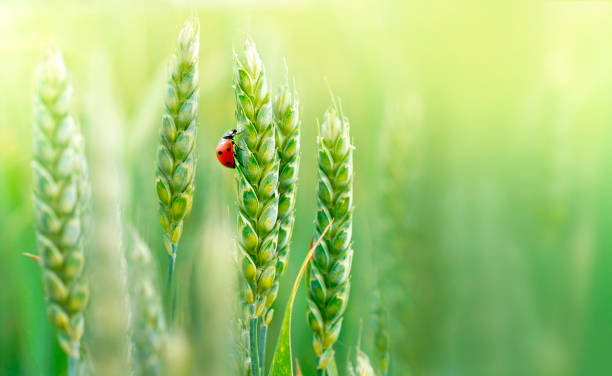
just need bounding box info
[306,102,354,373]
[32,46,90,362]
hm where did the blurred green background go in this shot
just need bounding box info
[2,0,612,375]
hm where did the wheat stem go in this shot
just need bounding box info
[166,244,177,326]
[249,315,260,376]
[68,352,78,376]
[258,323,268,373]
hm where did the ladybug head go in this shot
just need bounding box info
[223,128,239,139]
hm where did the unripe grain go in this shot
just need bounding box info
[156,17,200,326]
[32,46,91,360]
[373,291,390,376]
[306,103,354,373]
[156,17,200,257]
[265,78,301,318]
[233,37,279,319]
[233,37,278,376]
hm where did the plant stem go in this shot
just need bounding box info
[67,344,78,376]
[316,368,326,376]
[248,314,260,376]
[259,323,268,375]
[166,243,177,327]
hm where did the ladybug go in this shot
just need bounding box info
[216,128,241,168]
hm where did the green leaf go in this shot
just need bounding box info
[268,221,333,376]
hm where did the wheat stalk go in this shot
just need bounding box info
[155,17,200,324]
[125,227,167,376]
[306,101,354,375]
[233,37,279,376]
[31,46,91,375]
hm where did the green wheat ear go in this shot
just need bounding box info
[307,101,354,374]
[233,37,279,376]
[373,291,390,376]
[234,37,279,318]
[267,76,301,320]
[155,17,199,325]
[32,46,91,360]
[125,227,167,376]
[259,76,301,326]
[255,73,301,373]
[155,16,200,257]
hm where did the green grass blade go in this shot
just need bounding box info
[269,222,332,376]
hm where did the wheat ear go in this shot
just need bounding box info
[270,76,301,308]
[233,37,279,376]
[32,46,91,374]
[254,72,302,366]
[306,102,354,375]
[126,227,167,376]
[155,17,200,324]
[373,291,390,376]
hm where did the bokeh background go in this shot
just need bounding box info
[2,0,612,375]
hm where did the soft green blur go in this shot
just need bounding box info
[2,1,612,375]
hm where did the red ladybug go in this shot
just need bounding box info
[216,128,240,168]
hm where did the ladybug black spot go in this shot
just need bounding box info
[226,148,231,152]
[225,162,231,166]
[218,151,222,155]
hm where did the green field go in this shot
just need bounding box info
[2,1,612,375]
